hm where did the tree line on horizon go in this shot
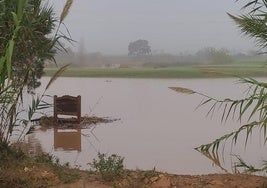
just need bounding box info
[52,44,263,68]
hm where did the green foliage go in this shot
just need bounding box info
[171,77,267,173]
[0,146,80,187]
[0,0,27,144]
[234,155,262,174]
[193,0,267,157]
[0,0,72,91]
[45,61,267,79]
[0,141,25,167]
[174,76,267,172]
[229,0,267,50]
[196,47,233,64]
[143,167,158,179]
[0,0,72,144]
[35,153,81,184]
[170,0,267,173]
[90,152,124,181]
[128,39,151,56]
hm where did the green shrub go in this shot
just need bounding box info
[91,152,124,181]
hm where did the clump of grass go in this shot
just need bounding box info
[90,152,124,181]
[0,141,25,168]
[34,153,81,184]
[0,143,81,187]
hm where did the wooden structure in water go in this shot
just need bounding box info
[54,95,81,124]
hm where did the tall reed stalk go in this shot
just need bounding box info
[0,0,73,144]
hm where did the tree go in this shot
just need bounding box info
[128,39,151,56]
[196,47,232,64]
[171,0,267,173]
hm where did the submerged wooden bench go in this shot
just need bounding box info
[54,95,81,124]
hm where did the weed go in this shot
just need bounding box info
[0,141,25,168]
[90,152,124,181]
[143,167,158,179]
[34,153,80,183]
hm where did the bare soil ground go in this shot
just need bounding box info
[52,171,267,188]
[2,151,267,188]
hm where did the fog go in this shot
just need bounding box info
[48,0,257,55]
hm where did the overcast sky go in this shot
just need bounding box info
[48,0,258,55]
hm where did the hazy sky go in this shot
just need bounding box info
[48,0,257,55]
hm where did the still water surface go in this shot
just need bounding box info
[26,77,267,175]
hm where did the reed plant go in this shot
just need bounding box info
[171,77,267,173]
[171,0,267,173]
[0,0,72,144]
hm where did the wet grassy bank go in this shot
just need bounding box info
[44,62,267,79]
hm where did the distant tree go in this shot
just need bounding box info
[196,47,232,64]
[210,48,232,64]
[128,39,151,56]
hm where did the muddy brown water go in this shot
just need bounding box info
[22,77,267,175]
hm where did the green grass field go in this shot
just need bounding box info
[44,61,267,78]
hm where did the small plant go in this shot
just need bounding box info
[90,152,124,181]
[143,167,158,179]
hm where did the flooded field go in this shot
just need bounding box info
[24,77,267,175]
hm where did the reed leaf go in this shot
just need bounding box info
[225,101,238,122]
[248,88,265,121]
[241,98,253,118]
[17,0,27,20]
[197,98,212,109]
[221,103,228,123]
[234,155,261,173]
[6,40,14,78]
[206,102,217,118]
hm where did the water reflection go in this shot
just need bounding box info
[54,128,81,152]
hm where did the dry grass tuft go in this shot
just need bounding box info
[169,87,195,94]
[60,0,73,22]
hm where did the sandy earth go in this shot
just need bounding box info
[51,173,267,188]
